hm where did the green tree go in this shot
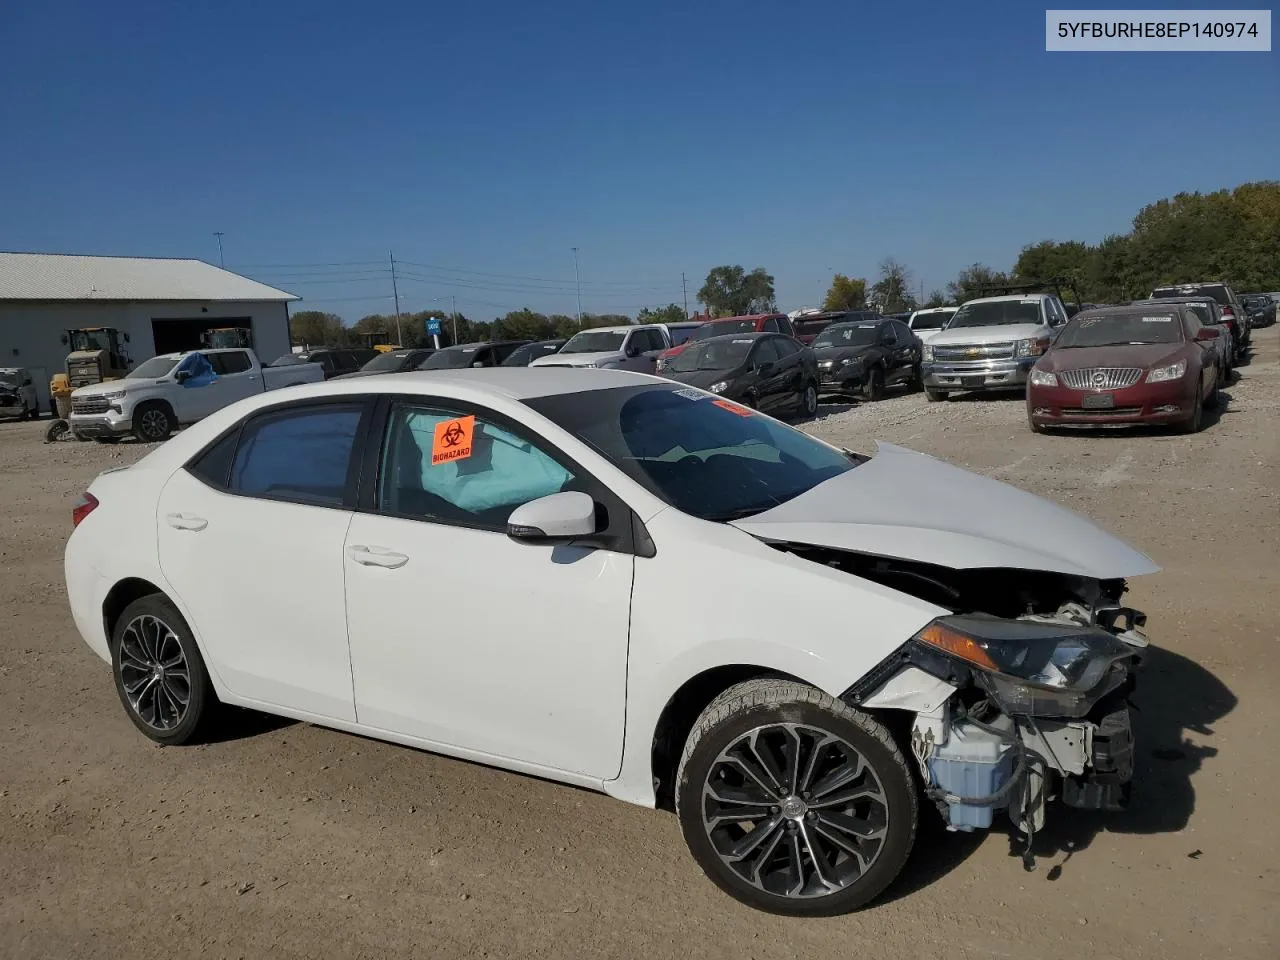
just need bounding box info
[492,309,556,341]
[869,258,917,313]
[289,310,345,347]
[1013,240,1094,286]
[924,290,948,308]
[946,263,1010,304]
[821,274,868,311]
[636,304,687,324]
[698,265,776,317]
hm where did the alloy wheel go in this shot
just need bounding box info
[117,615,191,730]
[699,723,890,900]
[803,384,818,416]
[139,409,168,440]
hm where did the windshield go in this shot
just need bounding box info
[911,310,955,330]
[561,331,625,354]
[667,325,702,346]
[502,342,559,366]
[793,319,831,339]
[524,384,856,521]
[422,346,483,369]
[69,330,113,352]
[949,300,1042,328]
[1153,285,1230,306]
[1056,311,1184,347]
[361,351,415,372]
[127,356,181,379]
[270,354,311,366]
[669,338,755,373]
[689,319,758,342]
[813,323,879,348]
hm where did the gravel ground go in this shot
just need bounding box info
[2,327,1278,959]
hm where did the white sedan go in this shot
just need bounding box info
[65,368,1158,914]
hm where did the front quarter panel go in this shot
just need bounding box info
[606,507,946,807]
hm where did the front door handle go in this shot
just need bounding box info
[346,545,409,569]
[165,513,208,531]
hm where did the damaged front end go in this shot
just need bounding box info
[782,544,1148,853]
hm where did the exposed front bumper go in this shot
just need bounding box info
[816,366,865,396]
[68,411,133,438]
[1027,378,1197,427]
[923,357,1036,391]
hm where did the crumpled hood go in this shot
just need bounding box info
[731,441,1159,579]
[529,351,621,368]
[928,322,1045,346]
[812,345,874,363]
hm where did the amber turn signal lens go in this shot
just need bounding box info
[917,622,1001,671]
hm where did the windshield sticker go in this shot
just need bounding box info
[1021,298,1039,304]
[1079,317,1102,327]
[430,415,475,465]
[1141,316,1174,323]
[712,399,754,417]
[732,339,754,344]
[673,387,706,401]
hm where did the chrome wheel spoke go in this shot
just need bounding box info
[701,721,890,900]
[117,615,189,732]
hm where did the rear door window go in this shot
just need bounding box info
[229,403,365,507]
[209,351,252,375]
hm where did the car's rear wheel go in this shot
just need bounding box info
[675,679,917,916]
[111,595,215,745]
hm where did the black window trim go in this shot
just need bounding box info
[184,395,378,511]
[356,393,642,556]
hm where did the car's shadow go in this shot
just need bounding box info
[881,644,1235,901]
[200,705,297,744]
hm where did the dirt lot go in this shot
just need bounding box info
[3,329,1278,960]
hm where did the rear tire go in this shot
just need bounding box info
[675,678,917,916]
[110,594,217,746]
[799,381,819,418]
[925,388,947,402]
[132,402,175,443]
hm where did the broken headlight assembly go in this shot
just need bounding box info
[914,615,1138,718]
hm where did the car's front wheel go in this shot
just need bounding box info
[675,679,917,916]
[798,381,819,418]
[111,594,216,745]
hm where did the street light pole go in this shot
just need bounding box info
[572,247,582,325]
[213,232,225,268]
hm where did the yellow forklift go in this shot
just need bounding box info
[199,327,254,350]
[46,327,132,441]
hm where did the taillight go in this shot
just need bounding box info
[72,492,99,528]
[1222,306,1234,317]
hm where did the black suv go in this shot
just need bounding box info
[1241,294,1276,328]
[1150,282,1250,354]
[269,348,379,379]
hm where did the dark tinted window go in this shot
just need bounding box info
[502,342,559,366]
[910,310,954,330]
[813,323,880,348]
[667,325,701,346]
[774,337,801,357]
[230,404,363,507]
[1153,284,1231,307]
[423,346,483,369]
[493,342,529,363]
[689,319,759,341]
[523,385,855,521]
[362,350,416,372]
[209,351,251,375]
[643,328,667,351]
[670,337,756,373]
[752,339,783,364]
[187,428,240,489]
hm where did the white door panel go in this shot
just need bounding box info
[343,513,633,778]
[156,468,357,720]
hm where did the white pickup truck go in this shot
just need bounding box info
[67,348,325,442]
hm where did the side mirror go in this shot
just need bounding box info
[756,361,776,376]
[471,361,486,368]
[506,491,597,544]
[624,342,641,359]
[1195,327,1221,341]
[175,369,192,383]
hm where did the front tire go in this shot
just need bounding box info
[132,402,175,443]
[798,381,819,418]
[111,595,216,745]
[1178,388,1204,433]
[925,388,947,402]
[863,367,886,402]
[675,679,917,916]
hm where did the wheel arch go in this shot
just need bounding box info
[102,577,166,645]
[649,663,806,811]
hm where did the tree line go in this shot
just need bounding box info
[291,181,1278,347]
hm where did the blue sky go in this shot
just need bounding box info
[1,1,1276,320]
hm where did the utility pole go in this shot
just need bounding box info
[572,247,582,325]
[682,272,689,318]
[389,250,403,345]
[213,232,225,268]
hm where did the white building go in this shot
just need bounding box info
[0,252,298,409]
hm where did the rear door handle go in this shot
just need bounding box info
[165,513,208,531]
[346,544,409,569]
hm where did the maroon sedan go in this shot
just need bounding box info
[1027,304,1223,434]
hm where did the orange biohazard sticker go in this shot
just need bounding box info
[712,399,753,417]
[431,416,475,465]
